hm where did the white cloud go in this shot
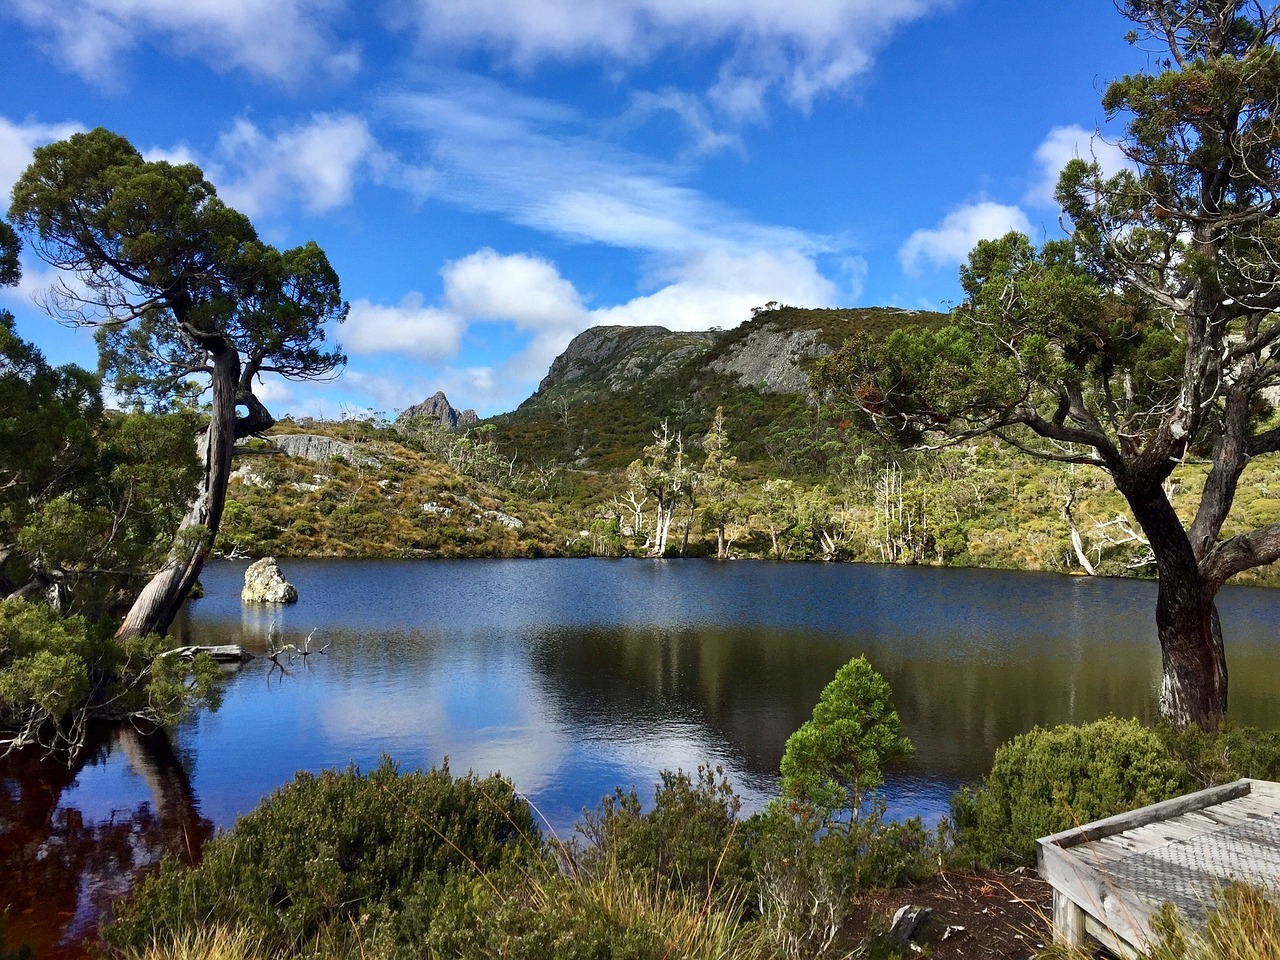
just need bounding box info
[142,144,201,167]
[213,114,384,218]
[403,0,947,109]
[7,0,358,88]
[443,249,587,332]
[594,248,834,330]
[345,292,465,360]
[0,116,84,209]
[628,90,743,157]
[390,79,829,258]
[1025,124,1131,208]
[899,201,1033,274]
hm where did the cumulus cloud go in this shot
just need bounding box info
[443,249,587,331]
[1025,124,1131,207]
[402,0,946,109]
[213,114,385,218]
[0,116,83,207]
[344,292,465,360]
[7,0,358,88]
[899,201,1033,274]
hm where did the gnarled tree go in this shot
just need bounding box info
[9,128,346,640]
[818,1,1280,729]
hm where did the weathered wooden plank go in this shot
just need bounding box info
[162,644,254,663]
[1040,780,1253,850]
[1052,889,1086,947]
[1037,779,1280,956]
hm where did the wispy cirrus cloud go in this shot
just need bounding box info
[6,0,358,88]
[400,0,951,112]
[387,76,830,259]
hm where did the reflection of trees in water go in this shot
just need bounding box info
[0,725,211,959]
[528,626,1166,783]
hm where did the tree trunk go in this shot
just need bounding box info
[116,350,240,640]
[1126,485,1227,729]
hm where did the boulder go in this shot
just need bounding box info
[886,905,965,953]
[241,557,298,604]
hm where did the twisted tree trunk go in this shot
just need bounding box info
[116,348,274,640]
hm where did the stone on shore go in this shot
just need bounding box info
[242,557,298,604]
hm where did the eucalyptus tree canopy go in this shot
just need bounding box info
[818,1,1280,729]
[8,128,347,639]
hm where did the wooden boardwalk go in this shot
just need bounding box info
[1037,779,1280,957]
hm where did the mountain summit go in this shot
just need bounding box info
[398,391,479,430]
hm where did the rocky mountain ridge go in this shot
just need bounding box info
[398,391,478,430]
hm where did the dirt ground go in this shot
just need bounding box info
[847,868,1058,959]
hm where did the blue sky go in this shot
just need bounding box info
[1,0,1140,419]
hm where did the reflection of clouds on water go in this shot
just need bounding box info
[316,640,569,795]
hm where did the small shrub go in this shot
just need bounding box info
[745,800,937,960]
[1157,720,1280,791]
[950,716,1183,867]
[779,655,912,817]
[102,758,540,957]
[573,765,751,902]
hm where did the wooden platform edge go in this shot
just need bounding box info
[1040,779,1255,849]
[1035,779,1263,955]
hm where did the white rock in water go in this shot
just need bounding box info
[241,556,298,604]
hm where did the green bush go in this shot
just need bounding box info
[1157,720,1280,791]
[950,716,1183,867]
[573,765,751,902]
[779,655,912,816]
[102,758,540,956]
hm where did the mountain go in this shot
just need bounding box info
[398,391,479,430]
[491,305,947,472]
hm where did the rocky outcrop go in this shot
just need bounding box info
[271,433,380,468]
[421,495,524,530]
[398,391,479,430]
[241,557,298,604]
[708,325,832,396]
[535,326,719,397]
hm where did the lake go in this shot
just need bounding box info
[5,558,1280,955]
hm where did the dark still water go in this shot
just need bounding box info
[6,558,1280,954]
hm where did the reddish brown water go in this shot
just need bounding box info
[1,727,210,958]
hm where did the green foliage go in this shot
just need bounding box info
[103,758,541,957]
[0,598,220,751]
[746,800,937,960]
[950,716,1183,867]
[779,655,912,816]
[1157,719,1280,792]
[574,765,751,902]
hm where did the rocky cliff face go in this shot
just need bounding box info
[270,433,380,468]
[533,319,829,402]
[536,326,719,397]
[708,324,832,396]
[398,391,478,430]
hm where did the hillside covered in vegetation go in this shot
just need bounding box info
[212,304,1280,587]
